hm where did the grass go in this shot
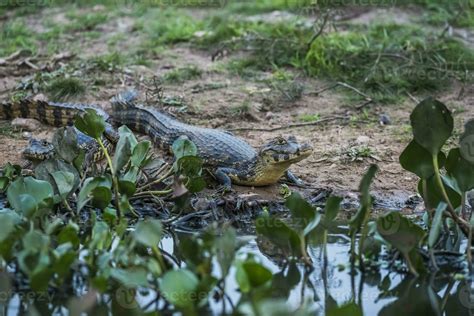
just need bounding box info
[305,24,474,102]
[163,66,202,83]
[0,20,36,57]
[65,11,108,32]
[47,77,86,100]
[90,52,125,72]
[298,113,320,122]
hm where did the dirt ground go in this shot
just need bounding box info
[1,5,473,212]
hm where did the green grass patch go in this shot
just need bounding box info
[298,113,320,122]
[163,66,202,83]
[65,11,108,32]
[0,19,36,57]
[47,77,86,101]
[305,24,474,103]
[141,8,202,45]
[90,52,125,72]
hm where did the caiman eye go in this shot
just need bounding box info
[277,138,286,145]
[41,140,49,146]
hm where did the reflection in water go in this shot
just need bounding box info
[1,231,473,315]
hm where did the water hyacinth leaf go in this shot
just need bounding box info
[175,156,202,176]
[323,195,343,226]
[113,133,133,173]
[52,127,82,163]
[35,159,80,195]
[118,180,136,196]
[90,187,112,210]
[0,177,9,191]
[17,194,38,218]
[74,109,105,139]
[133,219,163,248]
[77,177,112,211]
[350,165,377,232]
[410,98,453,155]
[256,215,302,256]
[400,140,446,179]
[236,260,272,293]
[428,202,447,248]
[377,212,425,255]
[445,148,474,192]
[51,171,76,199]
[111,268,149,288]
[172,136,197,159]
[118,125,138,147]
[215,228,237,276]
[0,211,20,242]
[327,301,363,316]
[57,222,80,248]
[285,192,320,235]
[161,269,199,308]
[90,221,112,250]
[131,140,151,167]
[418,176,461,210]
[7,177,54,215]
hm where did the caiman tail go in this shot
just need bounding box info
[0,99,111,127]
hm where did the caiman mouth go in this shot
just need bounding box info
[270,143,313,164]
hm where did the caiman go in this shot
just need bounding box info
[0,92,312,188]
[111,90,313,188]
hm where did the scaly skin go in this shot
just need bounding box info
[0,99,116,161]
[111,90,313,187]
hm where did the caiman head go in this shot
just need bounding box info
[248,136,313,186]
[22,138,54,161]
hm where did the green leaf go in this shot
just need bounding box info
[7,177,54,216]
[323,195,343,226]
[172,136,197,159]
[215,228,237,276]
[113,130,133,173]
[445,148,474,192]
[0,177,9,192]
[77,177,112,211]
[57,222,80,248]
[74,109,106,139]
[428,202,447,248]
[418,176,461,210]
[0,211,21,242]
[186,177,206,193]
[327,301,363,316]
[256,215,302,256]
[161,269,199,308]
[133,219,163,248]
[131,140,151,167]
[175,156,203,176]
[377,212,425,255]
[350,165,377,233]
[400,140,446,179]
[111,268,149,288]
[34,159,80,197]
[410,98,453,155]
[51,171,76,199]
[52,127,82,163]
[236,260,272,293]
[285,192,320,236]
[118,180,136,196]
[90,186,112,210]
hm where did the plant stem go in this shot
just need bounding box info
[97,138,122,219]
[138,167,174,192]
[432,155,470,236]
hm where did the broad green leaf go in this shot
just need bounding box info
[0,211,21,242]
[0,177,9,192]
[51,171,76,199]
[7,177,54,216]
[445,148,474,192]
[118,180,136,196]
[185,176,206,193]
[77,177,112,211]
[285,192,320,236]
[350,165,377,233]
[410,98,453,155]
[323,195,343,226]
[172,136,197,159]
[133,219,163,248]
[377,212,425,255]
[236,260,272,293]
[256,215,302,256]
[52,127,82,163]
[459,119,474,163]
[400,140,446,179]
[111,268,149,288]
[175,156,202,176]
[89,221,112,250]
[131,140,151,167]
[418,176,462,210]
[215,228,237,276]
[74,109,105,139]
[327,301,363,316]
[113,133,133,173]
[34,159,80,197]
[428,202,447,248]
[90,187,112,210]
[161,269,199,308]
[57,222,80,248]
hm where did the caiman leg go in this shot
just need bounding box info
[285,170,306,187]
[215,167,240,191]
